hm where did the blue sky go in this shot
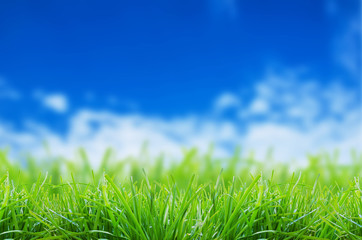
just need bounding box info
[0,0,361,163]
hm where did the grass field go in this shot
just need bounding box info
[0,148,361,239]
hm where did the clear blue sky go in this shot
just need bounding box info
[1,1,359,113]
[0,0,360,160]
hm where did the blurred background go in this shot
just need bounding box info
[0,0,361,165]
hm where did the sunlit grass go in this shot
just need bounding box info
[0,148,361,239]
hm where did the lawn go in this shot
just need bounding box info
[0,148,361,239]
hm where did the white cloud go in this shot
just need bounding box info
[1,111,239,165]
[322,82,357,115]
[249,98,269,114]
[213,92,240,112]
[236,70,358,129]
[43,94,68,113]
[242,118,361,163]
[34,91,69,113]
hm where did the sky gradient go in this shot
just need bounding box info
[0,0,361,164]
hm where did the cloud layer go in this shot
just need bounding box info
[0,69,360,165]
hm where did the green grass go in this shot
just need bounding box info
[0,148,361,239]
